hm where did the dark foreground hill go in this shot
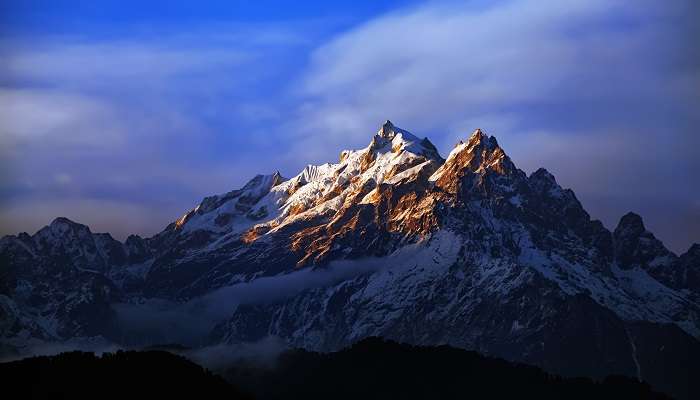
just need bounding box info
[0,350,252,400]
[222,337,670,400]
[0,338,673,400]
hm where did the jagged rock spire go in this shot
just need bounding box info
[378,120,396,139]
[615,212,645,236]
[613,212,674,270]
[466,128,500,151]
[468,128,484,141]
[271,170,285,187]
[431,128,520,195]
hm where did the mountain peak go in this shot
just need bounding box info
[529,168,559,191]
[445,128,511,171]
[365,121,441,162]
[375,119,417,143]
[685,243,700,257]
[530,168,556,181]
[377,119,396,139]
[51,216,78,226]
[32,217,93,246]
[47,217,89,234]
[466,128,500,151]
[271,170,285,187]
[615,212,645,237]
[469,128,484,140]
[613,211,675,271]
[430,128,521,194]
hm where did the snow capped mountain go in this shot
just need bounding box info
[1,121,698,397]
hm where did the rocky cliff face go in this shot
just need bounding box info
[1,121,698,397]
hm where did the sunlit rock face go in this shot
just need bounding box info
[1,121,698,398]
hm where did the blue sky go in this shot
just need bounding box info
[0,0,698,253]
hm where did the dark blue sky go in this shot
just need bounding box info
[0,0,697,253]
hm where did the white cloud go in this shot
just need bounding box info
[0,26,314,239]
[296,0,688,140]
[0,89,126,147]
[7,44,247,83]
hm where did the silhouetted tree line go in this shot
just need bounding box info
[1,338,672,399]
[225,337,672,400]
[0,350,252,400]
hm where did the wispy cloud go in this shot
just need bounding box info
[3,43,250,88]
[112,255,398,346]
[0,88,126,147]
[290,0,699,252]
[0,24,320,238]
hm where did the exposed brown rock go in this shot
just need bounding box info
[360,150,376,173]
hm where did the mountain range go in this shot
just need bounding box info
[1,121,698,398]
